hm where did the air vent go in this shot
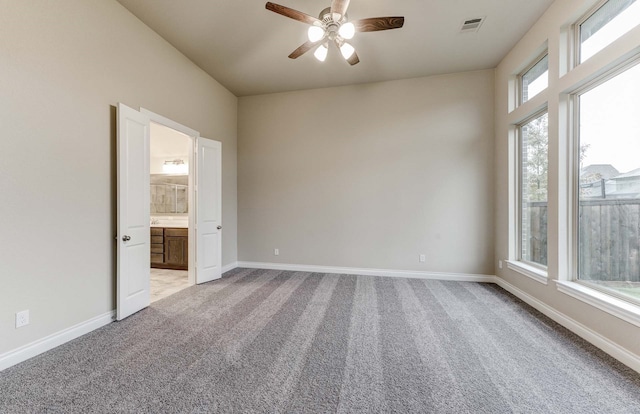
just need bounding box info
[460,17,485,33]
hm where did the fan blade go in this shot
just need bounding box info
[331,0,350,19]
[288,38,325,59]
[353,17,405,32]
[334,39,359,66]
[265,2,321,25]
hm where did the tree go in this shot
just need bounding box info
[522,115,591,202]
[523,114,548,202]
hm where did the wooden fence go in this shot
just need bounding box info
[528,199,640,282]
[525,202,547,266]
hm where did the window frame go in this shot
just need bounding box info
[518,51,549,105]
[574,0,606,66]
[501,0,640,328]
[517,108,550,271]
[571,57,640,307]
[574,0,640,66]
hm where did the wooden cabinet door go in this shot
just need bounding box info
[165,236,188,268]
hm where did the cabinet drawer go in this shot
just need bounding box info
[151,245,164,254]
[150,253,164,263]
[151,235,164,244]
[165,228,188,237]
[151,227,164,236]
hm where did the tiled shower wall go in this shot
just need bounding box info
[150,175,188,214]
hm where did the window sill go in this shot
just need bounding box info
[556,280,640,328]
[506,260,548,285]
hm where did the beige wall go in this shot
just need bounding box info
[0,0,237,354]
[238,70,495,274]
[494,0,640,359]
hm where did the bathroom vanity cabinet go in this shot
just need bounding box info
[150,227,188,270]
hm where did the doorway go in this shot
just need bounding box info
[117,103,222,320]
[149,122,192,302]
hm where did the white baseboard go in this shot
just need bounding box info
[237,261,496,283]
[222,261,239,274]
[0,310,115,372]
[494,277,640,374]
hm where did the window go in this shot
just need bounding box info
[576,61,640,303]
[521,54,549,103]
[579,0,640,63]
[519,112,549,267]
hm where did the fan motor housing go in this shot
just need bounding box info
[319,7,346,25]
[318,6,345,40]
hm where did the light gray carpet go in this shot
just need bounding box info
[1,268,640,413]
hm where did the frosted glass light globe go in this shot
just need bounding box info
[308,26,325,42]
[314,44,328,61]
[340,42,355,59]
[339,22,355,39]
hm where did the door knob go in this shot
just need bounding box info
[217,226,222,230]
[122,235,131,241]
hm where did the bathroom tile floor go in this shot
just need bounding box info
[150,268,190,303]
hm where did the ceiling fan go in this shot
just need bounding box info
[265,0,404,65]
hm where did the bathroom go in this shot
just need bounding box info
[149,122,191,302]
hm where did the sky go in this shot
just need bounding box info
[581,1,640,62]
[580,57,640,174]
[578,2,640,174]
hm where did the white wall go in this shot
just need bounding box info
[238,70,495,275]
[0,0,237,355]
[494,0,640,361]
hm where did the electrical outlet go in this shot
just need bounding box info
[419,254,426,263]
[16,310,29,328]
[274,248,279,256]
[499,260,503,269]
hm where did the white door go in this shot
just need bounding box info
[196,137,222,284]
[117,103,151,320]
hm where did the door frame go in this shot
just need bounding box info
[141,108,199,286]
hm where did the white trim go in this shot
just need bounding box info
[140,108,200,138]
[0,311,115,372]
[556,280,640,328]
[237,261,496,283]
[222,262,238,274]
[140,107,199,287]
[495,278,640,374]
[506,260,548,285]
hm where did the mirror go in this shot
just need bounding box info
[150,174,188,214]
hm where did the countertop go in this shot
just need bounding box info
[150,216,188,228]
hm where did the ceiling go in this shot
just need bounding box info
[150,122,191,158]
[117,0,554,97]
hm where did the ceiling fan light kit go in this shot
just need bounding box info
[340,42,355,59]
[314,44,329,62]
[265,0,404,66]
[339,22,356,39]
[308,26,325,42]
